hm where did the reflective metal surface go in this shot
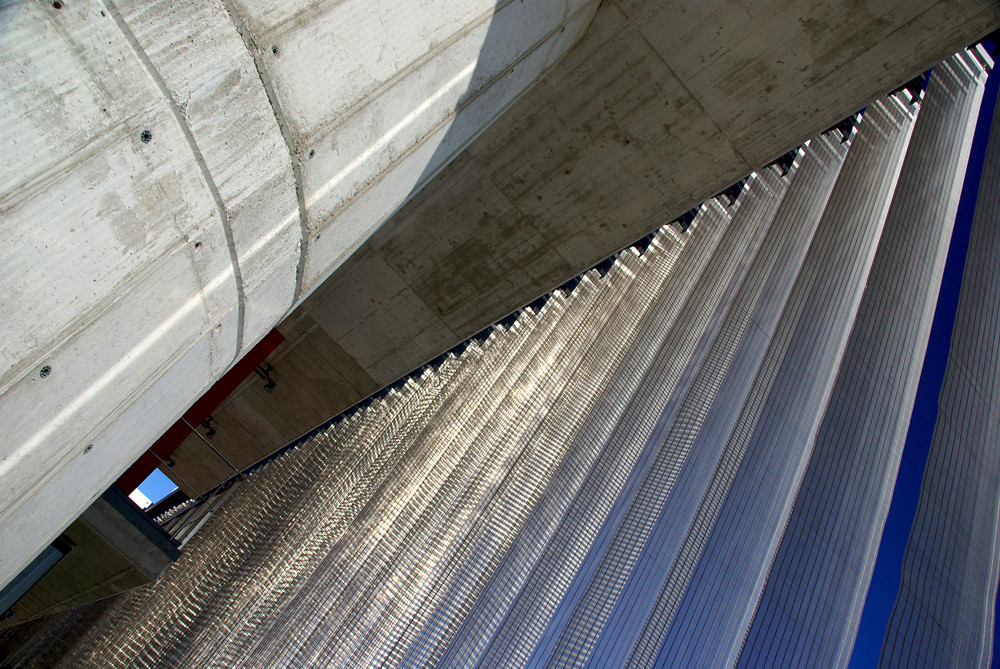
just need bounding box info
[15,48,996,669]
[881,48,1000,669]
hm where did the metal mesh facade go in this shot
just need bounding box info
[742,48,989,669]
[16,48,999,668]
[880,50,1000,669]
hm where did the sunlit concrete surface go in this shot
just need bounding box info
[0,0,598,590]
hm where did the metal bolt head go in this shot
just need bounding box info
[39,365,51,378]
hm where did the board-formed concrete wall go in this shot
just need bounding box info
[0,0,599,590]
